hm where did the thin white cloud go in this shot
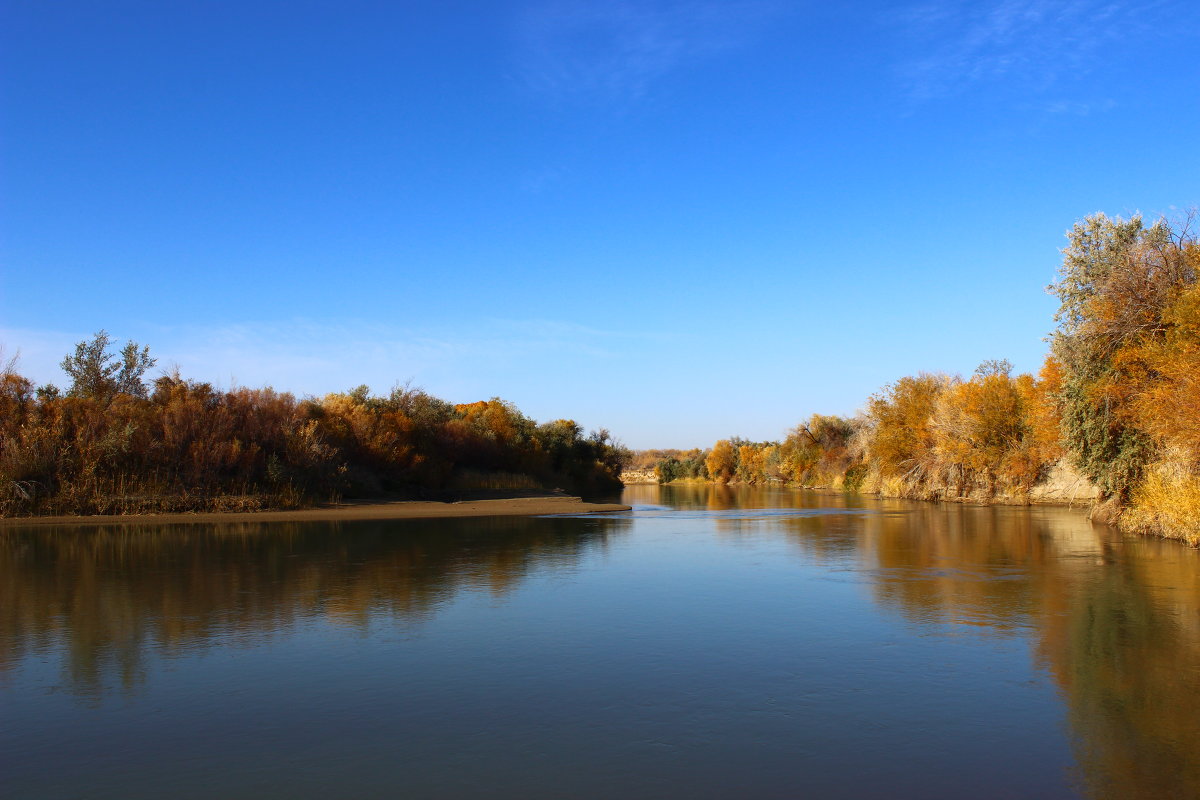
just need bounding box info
[889,0,1179,100]
[486,317,643,340]
[0,328,88,386]
[515,0,784,100]
[1,318,667,399]
[1044,97,1117,115]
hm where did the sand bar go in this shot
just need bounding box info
[0,495,632,527]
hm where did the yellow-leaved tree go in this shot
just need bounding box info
[705,440,737,484]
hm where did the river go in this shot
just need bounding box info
[2,485,1198,798]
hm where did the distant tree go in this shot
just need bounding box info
[975,358,1013,378]
[36,383,61,401]
[736,444,763,483]
[655,457,684,483]
[60,330,156,399]
[115,340,156,396]
[659,448,708,481]
[705,440,737,483]
[589,428,631,477]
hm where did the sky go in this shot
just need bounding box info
[2,0,1198,448]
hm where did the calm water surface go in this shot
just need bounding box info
[3,486,1200,798]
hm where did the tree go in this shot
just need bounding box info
[867,373,950,486]
[705,440,736,484]
[1129,276,1200,456]
[655,456,684,483]
[1047,212,1196,500]
[736,444,766,483]
[931,363,1028,496]
[116,340,156,397]
[975,358,1013,378]
[61,330,156,399]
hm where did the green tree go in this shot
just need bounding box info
[1046,213,1194,500]
[61,330,156,399]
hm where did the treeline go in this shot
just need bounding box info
[647,212,1200,544]
[0,332,629,516]
[647,368,1057,497]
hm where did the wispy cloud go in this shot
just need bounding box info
[890,0,1178,100]
[514,0,784,101]
[156,318,648,395]
[1044,97,1117,116]
[1,318,668,400]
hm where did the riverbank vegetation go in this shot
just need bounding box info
[642,211,1199,544]
[0,333,629,516]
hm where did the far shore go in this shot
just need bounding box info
[0,494,632,528]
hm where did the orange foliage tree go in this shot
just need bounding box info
[866,373,950,494]
[929,360,1060,498]
[705,440,736,484]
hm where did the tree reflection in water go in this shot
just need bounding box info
[5,487,1200,798]
[637,484,1200,799]
[0,516,622,699]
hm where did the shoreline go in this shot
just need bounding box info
[0,495,632,528]
[628,479,1098,510]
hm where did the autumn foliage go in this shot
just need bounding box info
[1047,212,1200,541]
[7,212,1199,542]
[0,338,629,516]
[645,211,1198,543]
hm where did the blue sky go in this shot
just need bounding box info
[2,0,1198,448]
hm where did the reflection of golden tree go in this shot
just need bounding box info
[859,504,1057,631]
[0,517,618,698]
[783,495,1200,800]
[1035,536,1200,799]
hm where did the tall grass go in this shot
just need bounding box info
[1125,457,1200,546]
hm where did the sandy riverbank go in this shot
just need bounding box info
[0,495,631,527]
